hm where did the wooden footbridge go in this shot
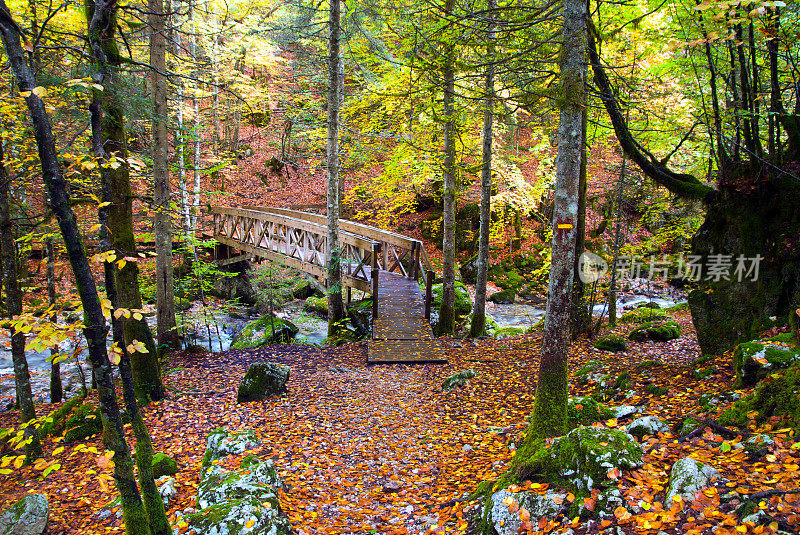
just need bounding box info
[208,206,446,364]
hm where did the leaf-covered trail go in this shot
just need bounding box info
[3,314,800,534]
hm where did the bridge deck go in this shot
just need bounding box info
[368,271,446,364]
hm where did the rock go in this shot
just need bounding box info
[442,369,476,392]
[151,452,178,478]
[211,264,257,306]
[231,316,299,349]
[64,403,102,443]
[461,444,473,452]
[347,299,372,336]
[743,434,774,453]
[720,363,800,433]
[628,321,681,342]
[303,296,328,316]
[734,340,800,386]
[185,429,292,535]
[489,489,566,535]
[204,429,260,466]
[237,362,290,403]
[567,397,615,428]
[197,460,283,509]
[290,279,315,300]
[665,458,723,503]
[611,405,639,419]
[626,416,669,438]
[430,281,474,319]
[0,493,48,535]
[488,289,515,304]
[513,427,643,493]
[183,496,292,535]
[593,334,627,352]
[677,417,703,437]
[382,481,401,493]
[494,326,526,339]
[157,476,176,504]
[459,254,479,284]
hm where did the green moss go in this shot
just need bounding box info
[678,416,703,436]
[494,326,526,339]
[64,403,102,443]
[665,302,689,312]
[303,296,328,315]
[646,385,668,396]
[693,366,719,380]
[766,333,797,346]
[619,308,667,323]
[734,340,800,386]
[629,321,681,342]
[593,334,627,352]
[236,362,290,403]
[231,316,298,349]
[152,452,178,478]
[507,427,643,493]
[488,288,515,304]
[442,369,477,392]
[566,397,615,428]
[37,393,85,441]
[720,364,800,433]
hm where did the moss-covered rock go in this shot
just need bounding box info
[291,279,316,300]
[237,362,290,403]
[64,403,102,443]
[183,496,292,535]
[510,427,643,493]
[197,460,283,509]
[593,334,627,352]
[430,281,473,319]
[151,453,178,479]
[619,308,667,323]
[628,321,681,342]
[626,416,669,439]
[488,289,515,304]
[720,364,800,433]
[494,326,526,339]
[0,493,48,535]
[347,299,372,335]
[665,457,723,503]
[636,301,662,309]
[442,369,477,392]
[677,416,703,437]
[733,340,800,386]
[567,397,615,428]
[231,316,298,349]
[303,296,329,315]
[488,489,567,535]
[202,429,260,469]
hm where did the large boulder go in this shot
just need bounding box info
[0,493,48,535]
[303,296,328,316]
[237,363,290,403]
[619,308,667,323]
[64,403,102,443]
[665,457,723,503]
[459,254,479,284]
[488,489,566,535]
[430,281,473,319]
[513,426,643,493]
[211,262,257,306]
[733,340,800,386]
[566,397,615,428]
[231,316,298,349]
[593,334,627,352]
[488,289,515,304]
[184,429,293,535]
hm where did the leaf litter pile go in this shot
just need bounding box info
[2,310,800,535]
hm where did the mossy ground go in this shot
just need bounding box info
[720,363,800,433]
[619,308,667,323]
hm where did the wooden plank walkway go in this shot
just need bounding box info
[368,271,446,364]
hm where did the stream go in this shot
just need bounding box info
[0,289,683,405]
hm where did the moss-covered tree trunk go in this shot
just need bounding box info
[0,9,152,532]
[88,0,163,403]
[526,0,586,441]
[0,142,42,461]
[438,0,457,337]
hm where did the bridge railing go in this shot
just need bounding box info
[210,206,437,319]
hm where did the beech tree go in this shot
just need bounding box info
[526,0,586,439]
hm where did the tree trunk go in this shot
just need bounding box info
[0,141,42,461]
[438,0,457,336]
[88,0,163,404]
[46,237,62,403]
[570,104,590,337]
[212,32,221,152]
[0,8,152,532]
[526,0,586,440]
[469,0,496,339]
[326,0,345,334]
[150,0,178,352]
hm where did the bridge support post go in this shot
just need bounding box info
[425,270,434,319]
[372,243,381,321]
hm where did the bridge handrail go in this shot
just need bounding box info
[241,206,433,273]
[211,206,379,251]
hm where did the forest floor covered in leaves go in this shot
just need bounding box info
[2,309,800,535]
